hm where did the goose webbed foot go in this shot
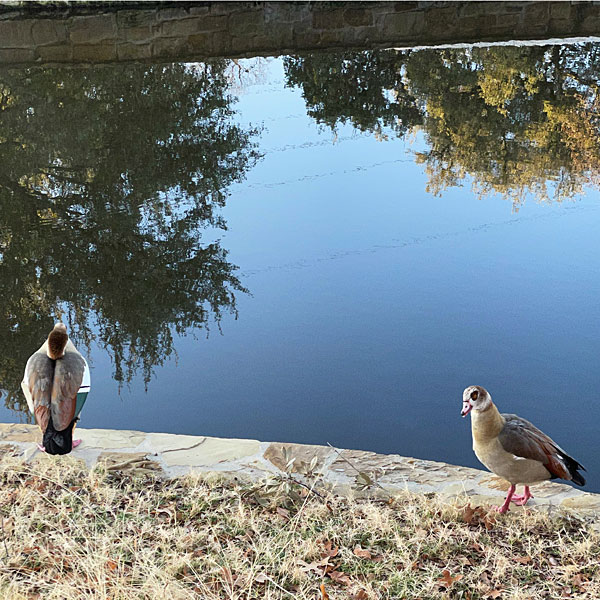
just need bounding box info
[511,486,533,506]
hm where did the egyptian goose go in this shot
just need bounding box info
[462,385,585,513]
[21,323,90,455]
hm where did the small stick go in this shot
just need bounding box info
[1,515,9,559]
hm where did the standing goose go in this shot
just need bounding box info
[21,323,90,455]
[462,385,585,513]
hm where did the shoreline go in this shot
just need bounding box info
[1,422,598,517]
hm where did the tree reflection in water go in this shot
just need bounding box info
[0,61,259,411]
[285,43,600,208]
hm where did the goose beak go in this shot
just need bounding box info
[461,400,473,417]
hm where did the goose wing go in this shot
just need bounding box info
[498,414,571,480]
[24,352,54,433]
[51,344,85,431]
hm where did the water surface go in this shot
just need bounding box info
[0,43,599,491]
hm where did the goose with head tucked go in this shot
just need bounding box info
[21,323,90,455]
[462,385,585,513]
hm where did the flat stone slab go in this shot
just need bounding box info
[0,423,596,520]
[145,433,261,467]
[0,423,40,443]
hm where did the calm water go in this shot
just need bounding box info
[1,43,599,491]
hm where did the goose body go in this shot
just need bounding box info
[462,385,585,512]
[21,323,90,455]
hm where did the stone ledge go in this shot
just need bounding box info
[0,2,598,66]
[0,422,597,517]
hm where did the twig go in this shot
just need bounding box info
[284,474,334,512]
[326,442,393,498]
[0,515,8,559]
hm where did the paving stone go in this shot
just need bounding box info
[147,433,260,467]
[264,442,333,473]
[560,494,600,512]
[439,482,478,497]
[0,423,39,443]
[76,428,146,450]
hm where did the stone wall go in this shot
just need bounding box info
[0,1,599,66]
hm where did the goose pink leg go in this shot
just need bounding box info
[493,484,516,513]
[511,485,533,506]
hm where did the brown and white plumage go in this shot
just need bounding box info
[462,385,585,512]
[22,323,86,455]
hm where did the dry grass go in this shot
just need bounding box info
[0,452,597,600]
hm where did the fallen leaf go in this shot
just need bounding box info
[353,545,372,559]
[352,591,369,600]
[106,560,118,571]
[438,569,463,588]
[297,557,331,574]
[515,556,532,564]
[276,506,290,520]
[486,590,503,599]
[254,572,269,584]
[548,556,559,566]
[321,540,339,558]
[462,504,477,524]
[329,570,352,586]
[572,573,587,588]
[320,583,329,600]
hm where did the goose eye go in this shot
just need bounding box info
[470,390,479,401]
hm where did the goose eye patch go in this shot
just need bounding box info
[470,390,479,401]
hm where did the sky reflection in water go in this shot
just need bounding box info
[0,45,599,491]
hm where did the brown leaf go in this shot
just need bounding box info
[320,583,329,600]
[462,504,477,524]
[352,591,369,600]
[572,573,587,588]
[328,570,352,586]
[515,556,532,564]
[106,560,118,572]
[482,512,497,530]
[353,545,372,560]
[437,569,463,589]
[276,506,290,520]
[486,590,503,599]
[322,540,339,558]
